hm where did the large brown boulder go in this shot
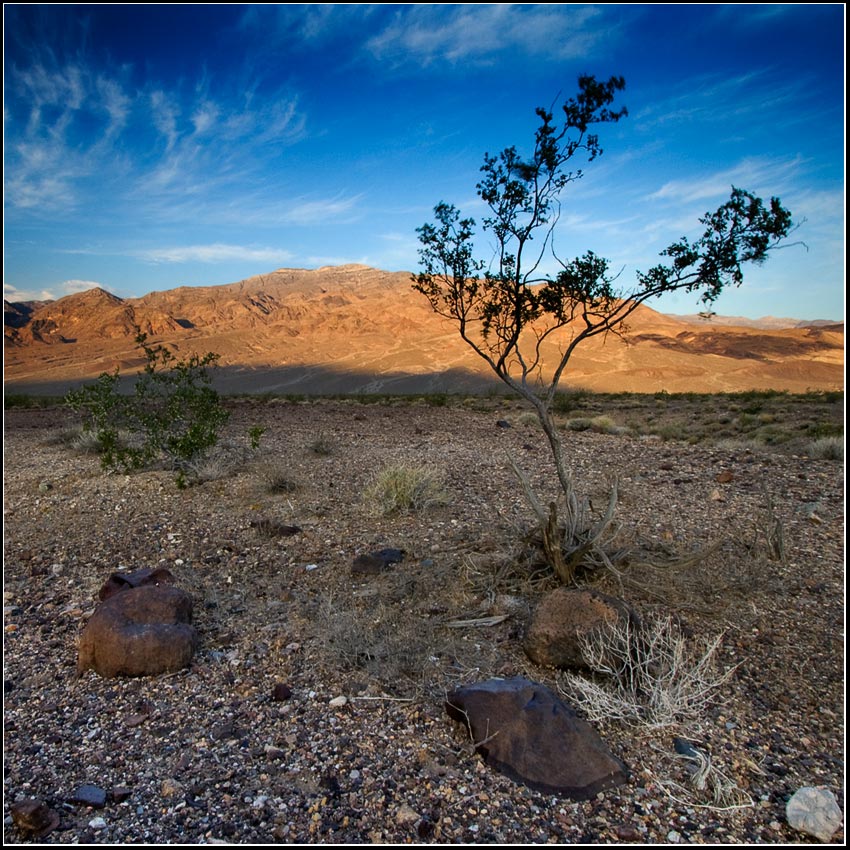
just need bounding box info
[78,584,197,678]
[524,587,639,669]
[446,677,628,799]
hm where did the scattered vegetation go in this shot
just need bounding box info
[308,432,335,456]
[64,331,231,485]
[559,615,735,730]
[261,465,300,494]
[805,435,843,460]
[364,464,450,515]
[4,393,65,409]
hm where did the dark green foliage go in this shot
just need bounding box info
[413,75,794,404]
[66,332,229,480]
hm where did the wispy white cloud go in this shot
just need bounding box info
[281,194,363,225]
[135,244,294,264]
[5,58,308,220]
[647,156,806,204]
[150,89,180,150]
[365,4,611,67]
[62,279,111,294]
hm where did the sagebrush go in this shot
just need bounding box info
[560,615,735,729]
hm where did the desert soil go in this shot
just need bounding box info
[3,398,845,844]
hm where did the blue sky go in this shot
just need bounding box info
[3,3,845,320]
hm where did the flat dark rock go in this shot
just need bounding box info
[446,676,628,800]
[351,548,405,575]
[70,783,108,808]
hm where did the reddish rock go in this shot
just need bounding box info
[78,584,197,678]
[272,682,293,701]
[523,587,639,669]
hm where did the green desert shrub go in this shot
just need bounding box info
[65,331,230,483]
[515,411,540,427]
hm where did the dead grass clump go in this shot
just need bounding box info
[308,432,334,456]
[313,592,441,691]
[261,465,300,494]
[364,464,450,515]
[41,425,99,452]
[462,548,556,602]
[805,436,843,460]
[559,615,735,730]
[180,439,259,484]
[309,574,492,697]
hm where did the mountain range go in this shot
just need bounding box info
[4,265,844,395]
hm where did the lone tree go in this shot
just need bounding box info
[413,75,794,583]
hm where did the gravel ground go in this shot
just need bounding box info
[3,399,845,844]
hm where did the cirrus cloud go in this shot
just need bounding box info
[135,243,294,264]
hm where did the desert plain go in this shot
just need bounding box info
[2,386,844,843]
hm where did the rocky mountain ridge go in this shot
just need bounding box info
[4,265,844,395]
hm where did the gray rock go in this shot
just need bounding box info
[70,783,108,808]
[446,676,628,799]
[786,786,843,843]
[524,587,639,669]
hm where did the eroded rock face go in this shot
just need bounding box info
[523,587,640,669]
[446,677,628,799]
[78,584,197,678]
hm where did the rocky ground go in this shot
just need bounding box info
[3,398,845,844]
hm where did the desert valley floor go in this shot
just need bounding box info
[3,397,844,844]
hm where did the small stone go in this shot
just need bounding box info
[786,786,843,843]
[70,784,108,808]
[161,778,183,799]
[396,803,420,825]
[272,682,292,701]
[710,488,724,501]
[667,829,682,843]
[352,548,405,576]
[329,695,348,707]
[715,470,734,483]
[112,787,131,803]
[614,824,642,841]
[88,816,107,830]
